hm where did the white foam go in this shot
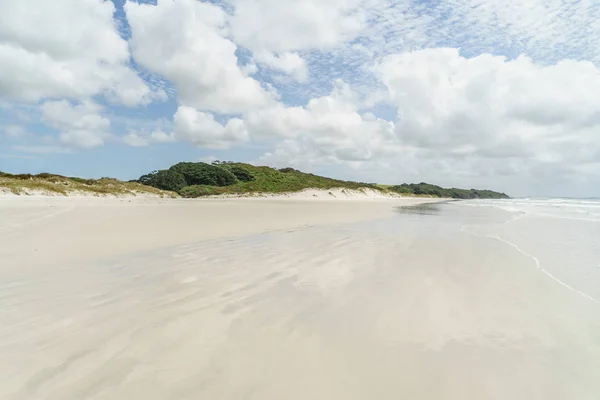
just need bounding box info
[461,225,600,305]
[457,198,600,223]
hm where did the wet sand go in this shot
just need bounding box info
[1,197,599,399]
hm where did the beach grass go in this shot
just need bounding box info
[0,172,179,197]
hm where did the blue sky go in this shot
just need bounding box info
[1,0,600,197]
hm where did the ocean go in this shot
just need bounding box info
[456,198,600,303]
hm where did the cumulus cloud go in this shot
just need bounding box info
[246,80,397,165]
[125,0,275,114]
[150,130,176,143]
[250,48,600,194]
[377,48,600,164]
[0,0,161,106]
[122,132,149,148]
[41,100,110,148]
[229,0,365,52]
[253,51,308,82]
[173,106,249,148]
[121,129,176,147]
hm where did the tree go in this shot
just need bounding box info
[138,170,187,192]
[169,162,238,186]
[225,165,255,182]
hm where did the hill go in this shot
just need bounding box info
[136,162,383,197]
[135,161,509,199]
[0,162,509,199]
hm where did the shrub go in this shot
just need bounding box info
[169,162,238,186]
[389,184,412,194]
[11,174,34,180]
[388,182,508,199]
[179,185,214,198]
[138,169,187,192]
[225,165,254,182]
[278,167,297,173]
[69,177,96,185]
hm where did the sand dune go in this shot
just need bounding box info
[1,196,599,399]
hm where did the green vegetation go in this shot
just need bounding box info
[0,171,178,197]
[1,162,509,200]
[134,161,508,199]
[135,161,382,198]
[388,182,509,199]
[169,162,238,186]
[137,162,242,192]
[222,165,255,182]
[138,169,187,192]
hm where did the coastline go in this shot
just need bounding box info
[2,196,599,399]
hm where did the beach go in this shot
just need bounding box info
[1,196,599,399]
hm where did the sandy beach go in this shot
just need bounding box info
[0,194,434,270]
[1,196,599,399]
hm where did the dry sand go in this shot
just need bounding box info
[1,195,599,399]
[0,195,436,270]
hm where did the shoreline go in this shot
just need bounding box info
[2,195,599,399]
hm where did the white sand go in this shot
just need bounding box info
[1,196,599,399]
[0,195,438,270]
[0,186,403,199]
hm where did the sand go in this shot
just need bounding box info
[1,196,599,399]
[0,195,437,270]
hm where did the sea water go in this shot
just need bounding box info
[456,198,600,303]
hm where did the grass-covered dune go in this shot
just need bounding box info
[136,161,509,199]
[137,162,383,198]
[0,161,509,199]
[0,171,177,197]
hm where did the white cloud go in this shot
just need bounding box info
[242,62,259,76]
[1,125,26,138]
[173,106,249,148]
[435,0,600,63]
[254,51,308,82]
[121,129,176,147]
[247,80,397,165]
[125,0,275,114]
[247,49,600,195]
[41,100,110,148]
[377,48,600,163]
[246,79,361,138]
[0,0,160,106]
[230,0,365,52]
[11,145,73,155]
[150,130,176,143]
[122,132,149,148]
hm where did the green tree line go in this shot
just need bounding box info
[388,182,508,199]
[134,161,509,199]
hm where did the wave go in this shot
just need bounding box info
[456,198,600,222]
[461,224,600,305]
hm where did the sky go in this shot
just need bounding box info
[1,0,600,197]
